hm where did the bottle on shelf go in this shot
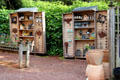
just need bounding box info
[74,15,83,20]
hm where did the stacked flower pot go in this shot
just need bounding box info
[102,49,110,79]
[86,49,105,80]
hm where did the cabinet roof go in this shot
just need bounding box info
[72,6,98,12]
[16,8,38,12]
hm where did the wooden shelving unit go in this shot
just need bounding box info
[63,6,109,59]
[73,11,96,58]
[62,11,96,58]
[62,7,109,58]
[10,10,46,54]
[18,12,34,40]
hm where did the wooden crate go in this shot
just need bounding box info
[10,11,46,54]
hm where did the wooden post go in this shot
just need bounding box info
[19,39,31,68]
[25,41,31,68]
[109,4,115,79]
[116,35,120,67]
[116,7,120,67]
[19,39,23,69]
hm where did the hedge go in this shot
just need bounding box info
[0,1,109,56]
[0,9,14,34]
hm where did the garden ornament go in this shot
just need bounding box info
[98,31,107,38]
[97,14,107,24]
[36,17,42,23]
[64,42,68,55]
[64,18,72,24]
[36,29,42,38]
[83,15,89,20]
[75,49,82,56]
[12,28,17,33]
[79,30,82,35]
[98,31,107,49]
[36,29,42,51]
[11,17,17,24]
[19,39,31,68]
[12,28,18,41]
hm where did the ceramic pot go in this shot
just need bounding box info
[102,49,109,62]
[86,49,104,65]
[103,62,110,79]
[86,64,105,80]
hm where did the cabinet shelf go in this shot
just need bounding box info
[19,36,34,38]
[75,39,95,41]
[19,29,34,31]
[74,19,94,22]
[75,56,86,59]
[19,20,33,22]
[74,27,94,29]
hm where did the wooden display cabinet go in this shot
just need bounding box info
[10,11,46,54]
[74,11,96,58]
[63,7,109,58]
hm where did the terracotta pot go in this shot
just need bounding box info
[102,49,109,62]
[86,54,90,64]
[103,62,110,79]
[86,49,104,65]
[86,64,105,80]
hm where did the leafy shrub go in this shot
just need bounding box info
[0,1,109,56]
[31,1,109,56]
[0,9,14,34]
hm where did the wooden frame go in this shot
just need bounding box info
[116,34,120,67]
[109,6,117,79]
[62,13,75,58]
[96,10,109,49]
[73,10,96,58]
[62,8,109,59]
[106,6,120,80]
[10,11,46,54]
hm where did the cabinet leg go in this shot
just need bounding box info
[19,51,23,69]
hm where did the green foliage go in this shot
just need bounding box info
[30,1,109,56]
[0,9,14,34]
[22,0,34,7]
[0,1,109,56]
[32,1,71,56]
[0,0,6,9]
[72,1,109,10]
[0,0,23,9]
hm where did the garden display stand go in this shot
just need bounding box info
[19,39,31,68]
[9,8,46,54]
[62,6,109,58]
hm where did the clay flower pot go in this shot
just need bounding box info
[86,49,104,65]
[86,64,105,80]
[103,62,110,79]
[102,49,109,62]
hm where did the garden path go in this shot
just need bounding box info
[0,51,87,80]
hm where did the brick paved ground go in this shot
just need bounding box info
[0,51,87,80]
